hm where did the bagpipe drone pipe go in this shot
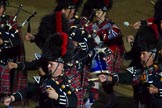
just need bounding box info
[0,4,36,65]
[0,20,22,65]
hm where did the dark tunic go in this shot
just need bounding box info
[122,64,162,108]
[13,75,78,108]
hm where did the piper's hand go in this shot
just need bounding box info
[78,42,88,51]
[3,96,15,106]
[148,84,158,94]
[98,74,112,83]
[38,67,46,76]
[158,49,162,56]
[46,86,58,100]
[126,35,134,46]
[98,74,108,82]
[132,21,141,30]
[25,32,34,41]
[0,38,3,45]
[7,62,18,69]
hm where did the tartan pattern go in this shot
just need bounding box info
[13,69,27,92]
[13,31,28,92]
[0,15,27,96]
[0,65,11,94]
[10,15,28,92]
[78,67,89,108]
[0,54,27,94]
[65,66,89,108]
[65,67,81,91]
[106,45,123,73]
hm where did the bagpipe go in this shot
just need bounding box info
[69,15,119,80]
[1,4,37,31]
[0,4,36,64]
[126,64,162,88]
[69,15,97,66]
[69,14,103,47]
[37,73,74,96]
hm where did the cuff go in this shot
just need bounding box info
[57,94,68,107]
[112,73,119,85]
[158,89,162,97]
[17,63,25,70]
[12,91,23,102]
[30,35,35,43]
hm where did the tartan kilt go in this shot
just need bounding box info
[0,65,11,94]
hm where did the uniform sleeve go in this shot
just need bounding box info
[101,73,119,93]
[158,89,162,97]
[12,83,39,102]
[57,89,78,108]
[150,68,162,98]
[156,72,162,97]
[154,79,162,98]
[17,59,40,71]
[55,83,78,108]
[17,58,48,71]
[118,71,133,84]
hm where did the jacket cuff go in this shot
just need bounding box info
[158,89,162,97]
[57,94,68,107]
[30,35,35,43]
[112,73,119,85]
[12,91,23,102]
[17,63,25,70]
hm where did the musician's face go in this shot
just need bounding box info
[95,9,106,22]
[140,51,154,67]
[62,8,75,19]
[0,5,5,16]
[48,61,64,78]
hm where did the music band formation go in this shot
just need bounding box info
[0,0,162,108]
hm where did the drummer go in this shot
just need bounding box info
[84,0,125,107]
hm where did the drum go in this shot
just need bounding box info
[90,47,111,76]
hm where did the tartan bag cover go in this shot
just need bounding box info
[0,65,11,94]
[13,31,28,92]
[65,65,89,108]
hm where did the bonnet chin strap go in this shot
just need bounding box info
[50,63,61,78]
[143,49,157,67]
